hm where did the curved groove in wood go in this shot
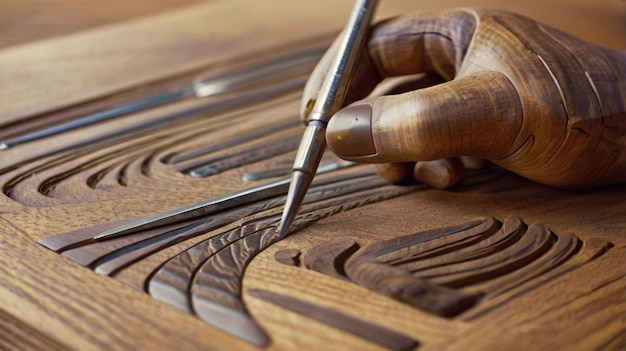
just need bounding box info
[374,217,500,264]
[302,238,360,280]
[274,249,302,267]
[344,219,490,317]
[461,236,614,320]
[0,80,306,207]
[39,162,419,346]
[163,120,300,165]
[425,224,555,288]
[182,133,302,178]
[398,216,527,272]
[147,181,418,345]
[295,216,614,318]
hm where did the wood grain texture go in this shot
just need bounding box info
[283,215,615,319]
[274,249,301,267]
[248,289,419,351]
[0,1,625,350]
[0,308,67,351]
[321,8,626,188]
[35,97,422,345]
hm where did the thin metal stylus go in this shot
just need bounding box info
[0,47,324,150]
[276,0,378,237]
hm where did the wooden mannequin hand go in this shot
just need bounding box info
[302,9,626,188]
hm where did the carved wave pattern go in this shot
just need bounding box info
[28,91,525,349]
[0,41,331,208]
[0,92,308,208]
[25,42,554,349]
[40,167,423,347]
[275,216,614,320]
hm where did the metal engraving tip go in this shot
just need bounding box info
[0,143,9,150]
[277,170,313,237]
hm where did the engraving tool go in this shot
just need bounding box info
[92,160,352,240]
[277,0,378,237]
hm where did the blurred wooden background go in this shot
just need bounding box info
[0,0,623,49]
[0,0,201,49]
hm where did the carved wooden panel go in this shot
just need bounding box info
[0,1,625,350]
[276,216,614,319]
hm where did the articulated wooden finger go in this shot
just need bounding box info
[326,71,523,162]
[301,9,478,120]
[367,9,477,80]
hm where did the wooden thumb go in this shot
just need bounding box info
[326,71,523,163]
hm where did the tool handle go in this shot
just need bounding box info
[306,0,378,125]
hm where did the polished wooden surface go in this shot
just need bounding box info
[0,1,624,350]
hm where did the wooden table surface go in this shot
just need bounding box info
[0,1,624,350]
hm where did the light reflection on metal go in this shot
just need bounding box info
[278,0,379,237]
[93,160,355,241]
[0,47,325,150]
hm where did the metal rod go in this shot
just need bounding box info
[0,89,191,150]
[93,160,354,240]
[277,0,378,237]
[0,47,325,150]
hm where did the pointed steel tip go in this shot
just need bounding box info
[0,142,9,150]
[276,199,296,238]
[277,170,313,238]
[276,212,292,238]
